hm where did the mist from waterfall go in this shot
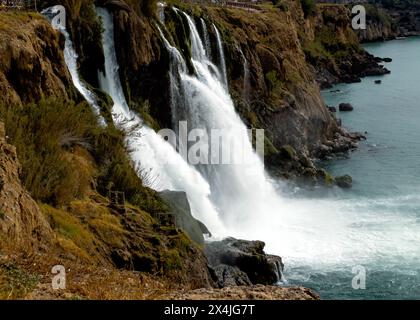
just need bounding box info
[162,10,287,231]
[96,7,225,234]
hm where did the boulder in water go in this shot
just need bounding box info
[335,174,353,188]
[374,80,382,84]
[339,103,354,112]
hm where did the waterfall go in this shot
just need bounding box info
[41,7,106,127]
[200,18,212,60]
[240,48,250,105]
[157,2,166,23]
[96,7,225,234]
[213,24,228,88]
[162,11,284,229]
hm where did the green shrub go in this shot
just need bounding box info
[300,0,316,18]
[0,97,162,211]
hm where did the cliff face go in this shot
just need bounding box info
[94,0,361,182]
[0,12,75,106]
[300,4,390,89]
[199,2,343,160]
[0,121,54,249]
[357,2,420,42]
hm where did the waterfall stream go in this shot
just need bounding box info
[96,7,225,234]
[213,24,228,88]
[162,10,285,229]
[41,6,106,127]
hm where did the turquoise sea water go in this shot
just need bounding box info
[285,37,420,299]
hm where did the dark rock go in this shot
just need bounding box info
[374,80,382,84]
[158,190,208,245]
[335,174,353,188]
[328,106,337,113]
[205,237,282,287]
[211,265,252,287]
[316,168,335,187]
[382,57,392,63]
[339,103,354,112]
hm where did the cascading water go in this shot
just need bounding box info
[162,11,285,230]
[200,18,212,61]
[41,6,106,127]
[96,7,225,234]
[213,24,228,88]
[239,48,250,105]
[161,11,420,291]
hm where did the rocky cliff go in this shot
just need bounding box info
[0,121,53,249]
[301,4,390,89]
[0,12,75,106]
[90,0,364,184]
[357,1,420,42]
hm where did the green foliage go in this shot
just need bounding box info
[0,97,167,213]
[162,249,182,271]
[0,263,40,299]
[365,4,396,29]
[0,98,98,205]
[300,0,316,18]
[265,70,285,94]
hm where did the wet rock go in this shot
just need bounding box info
[374,80,382,84]
[205,237,283,287]
[328,106,337,113]
[211,265,252,287]
[158,190,208,245]
[335,174,353,188]
[339,103,354,112]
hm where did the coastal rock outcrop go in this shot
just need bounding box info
[205,237,283,287]
[302,4,390,89]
